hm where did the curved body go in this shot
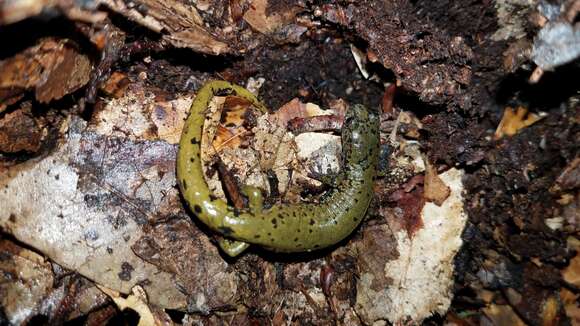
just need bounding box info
[177,81,379,253]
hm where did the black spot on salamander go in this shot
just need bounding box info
[294,237,299,242]
[193,204,202,213]
[271,218,277,226]
[218,226,234,236]
[182,180,187,190]
[309,219,315,225]
[314,244,320,248]
[354,198,359,203]
[215,88,235,97]
[278,213,284,219]
[190,137,199,144]
[254,234,261,239]
[267,232,271,236]
[190,158,194,162]
[309,229,313,233]
[209,194,218,201]
[353,217,358,222]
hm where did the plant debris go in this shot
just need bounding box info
[0,38,91,109]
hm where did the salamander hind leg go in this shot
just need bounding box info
[217,185,264,257]
[218,238,250,257]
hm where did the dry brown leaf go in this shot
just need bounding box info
[556,157,580,190]
[223,96,254,125]
[101,71,131,98]
[242,0,301,34]
[483,304,527,326]
[540,294,561,326]
[562,251,580,287]
[561,288,580,325]
[213,125,247,151]
[0,38,91,105]
[165,25,230,54]
[494,106,545,139]
[98,0,230,54]
[269,98,332,127]
[0,104,45,153]
[424,160,451,206]
[209,95,255,151]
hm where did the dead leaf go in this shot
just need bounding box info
[165,25,230,54]
[99,0,230,54]
[561,288,580,325]
[211,95,256,151]
[0,239,53,324]
[381,83,397,117]
[98,285,173,326]
[92,86,191,144]
[357,169,467,324]
[494,106,546,139]
[387,175,425,236]
[482,304,527,326]
[213,125,247,151]
[0,38,91,105]
[556,157,580,190]
[101,71,131,98]
[0,116,189,309]
[540,294,560,326]
[397,111,423,139]
[562,251,580,287]
[424,160,451,206]
[0,104,45,153]
[269,98,333,127]
[242,0,300,34]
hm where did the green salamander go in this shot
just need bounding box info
[177,81,379,256]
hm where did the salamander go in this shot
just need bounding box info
[176,80,379,256]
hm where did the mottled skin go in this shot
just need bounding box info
[177,81,379,256]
